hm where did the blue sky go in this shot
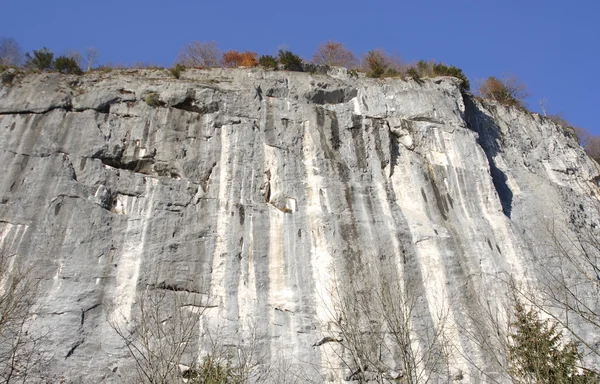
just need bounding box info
[2,0,598,134]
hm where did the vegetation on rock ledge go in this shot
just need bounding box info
[1,36,598,163]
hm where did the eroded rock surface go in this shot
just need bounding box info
[0,67,599,383]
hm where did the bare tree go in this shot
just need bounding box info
[312,41,357,68]
[0,38,22,67]
[527,222,600,368]
[318,265,451,383]
[108,283,210,383]
[109,280,269,383]
[572,126,592,148]
[0,254,48,383]
[268,352,321,384]
[545,115,600,162]
[538,98,549,117]
[191,319,268,384]
[84,47,99,72]
[176,41,221,68]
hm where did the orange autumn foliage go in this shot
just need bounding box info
[222,50,258,68]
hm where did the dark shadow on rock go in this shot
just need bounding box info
[305,82,358,105]
[463,95,513,218]
[172,97,219,114]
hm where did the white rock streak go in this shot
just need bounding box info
[110,179,157,324]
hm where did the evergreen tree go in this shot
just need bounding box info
[509,300,598,383]
[24,48,53,71]
[54,56,83,75]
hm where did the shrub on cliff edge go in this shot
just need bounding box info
[169,63,186,79]
[478,75,529,109]
[24,47,54,71]
[277,50,303,71]
[432,63,470,91]
[364,50,388,78]
[54,56,83,75]
[223,50,258,67]
[258,55,277,69]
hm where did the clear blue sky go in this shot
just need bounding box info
[2,0,598,134]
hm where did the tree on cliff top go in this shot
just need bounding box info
[176,41,221,68]
[313,41,357,68]
[24,48,54,71]
[0,38,22,67]
[478,75,529,109]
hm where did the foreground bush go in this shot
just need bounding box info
[478,75,529,108]
[509,301,597,383]
[185,356,237,384]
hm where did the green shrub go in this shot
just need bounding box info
[385,67,401,77]
[1,70,16,85]
[185,356,237,384]
[258,55,278,69]
[406,67,422,81]
[169,63,186,79]
[277,49,303,71]
[144,92,163,107]
[432,63,470,91]
[95,66,113,74]
[54,56,83,75]
[406,60,470,90]
[415,60,432,76]
[24,48,54,71]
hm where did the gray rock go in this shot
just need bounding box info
[0,68,598,383]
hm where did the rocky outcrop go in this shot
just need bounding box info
[0,67,598,382]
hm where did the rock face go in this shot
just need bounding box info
[0,68,599,383]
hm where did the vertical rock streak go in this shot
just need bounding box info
[111,179,157,324]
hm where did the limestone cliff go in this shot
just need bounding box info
[0,67,599,383]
